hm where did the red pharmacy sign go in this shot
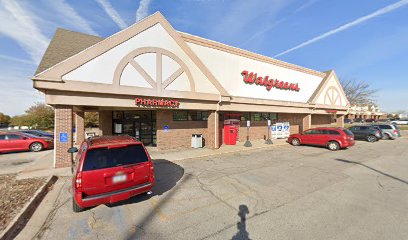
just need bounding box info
[135,97,180,108]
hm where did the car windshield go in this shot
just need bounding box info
[82,144,149,171]
[343,129,354,136]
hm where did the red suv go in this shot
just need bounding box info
[288,127,355,151]
[68,135,155,212]
[0,132,53,153]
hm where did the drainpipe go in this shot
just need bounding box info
[215,95,222,148]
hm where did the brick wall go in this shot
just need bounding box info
[156,110,209,150]
[74,111,85,144]
[311,114,336,128]
[55,105,73,168]
[99,111,112,136]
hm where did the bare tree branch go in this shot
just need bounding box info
[340,78,378,106]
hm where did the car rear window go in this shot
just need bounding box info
[343,129,354,136]
[82,144,149,171]
[378,125,392,129]
[328,130,340,135]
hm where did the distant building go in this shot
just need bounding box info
[346,105,386,120]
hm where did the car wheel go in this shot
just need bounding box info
[383,133,391,140]
[291,138,300,146]
[327,141,340,151]
[367,135,377,142]
[73,198,84,213]
[29,142,43,152]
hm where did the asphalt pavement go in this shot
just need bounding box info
[17,136,408,240]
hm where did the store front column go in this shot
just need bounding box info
[207,111,220,149]
[74,111,85,144]
[301,114,311,132]
[55,105,73,168]
[99,111,112,136]
[336,115,345,127]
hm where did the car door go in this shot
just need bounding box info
[349,126,361,139]
[300,130,314,144]
[316,129,330,146]
[6,134,28,151]
[0,134,8,152]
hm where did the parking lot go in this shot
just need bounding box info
[17,136,408,240]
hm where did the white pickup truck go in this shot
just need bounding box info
[391,119,408,125]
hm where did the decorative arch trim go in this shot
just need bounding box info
[113,47,195,94]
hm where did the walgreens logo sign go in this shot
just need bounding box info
[241,70,300,92]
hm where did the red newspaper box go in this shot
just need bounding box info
[224,119,239,145]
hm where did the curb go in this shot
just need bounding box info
[162,141,289,162]
[0,175,58,240]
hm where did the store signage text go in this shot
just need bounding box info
[135,97,180,108]
[241,70,300,92]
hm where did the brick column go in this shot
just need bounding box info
[336,115,345,127]
[74,111,85,144]
[300,114,311,132]
[207,111,220,149]
[55,105,73,168]
[99,111,112,136]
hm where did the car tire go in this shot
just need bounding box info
[73,198,84,213]
[291,138,300,146]
[327,141,340,151]
[29,142,43,152]
[383,133,391,140]
[367,135,377,142]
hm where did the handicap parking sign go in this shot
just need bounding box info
[59,132,68,143]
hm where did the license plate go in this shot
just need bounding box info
[113,174,127,183]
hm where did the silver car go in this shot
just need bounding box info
[372,124,400,139]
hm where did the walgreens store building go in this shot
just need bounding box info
[32,13,349,168]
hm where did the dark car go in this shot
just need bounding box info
[20,130,54,139]
[68,135,155,212]
[365,119,376,123]
[344,119,353,124]
[354,118,365,123]
[288,127,355,151]
[347,125,382,142]
[0,132,53,153]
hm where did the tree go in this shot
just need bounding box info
[0,113,11,124]
[340,78,378,106]
[85,112,99,128]
[10,103,54,129]
[25,103,54,129]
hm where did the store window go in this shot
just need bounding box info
[173,111,209,121]
[252,113,278,121]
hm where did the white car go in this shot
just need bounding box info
[391,119,408,125]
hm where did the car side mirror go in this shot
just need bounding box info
[67,147,78,153]
[22,137,28,140]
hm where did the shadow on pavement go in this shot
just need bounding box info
[232,204,251,240]
[108,159,185,208]
[334,158,408,185]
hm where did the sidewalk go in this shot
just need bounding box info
[15,138,289,179]
[147,138,289,161]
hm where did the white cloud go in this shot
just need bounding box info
[136,0,152,22]
[48,0,98,36]
[95,0,127,29]
[274,0,408,58]
[0,0,49,64]
[0,54,36,65]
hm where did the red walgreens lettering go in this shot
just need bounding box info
[241,70,300,92]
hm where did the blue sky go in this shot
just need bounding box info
[0,0,408,116]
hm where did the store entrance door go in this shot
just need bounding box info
[113,111,156,146]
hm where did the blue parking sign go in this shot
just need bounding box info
[59,132,68,143]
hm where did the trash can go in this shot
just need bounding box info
[191,134,203,148]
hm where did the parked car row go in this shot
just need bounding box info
[288,123,401,151]
[0,131,54,153]
[345,118,408,125]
